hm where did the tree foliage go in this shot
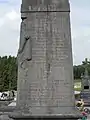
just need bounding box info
[73,65,84,79]
[73,58,90,79]
[0,56,17,92]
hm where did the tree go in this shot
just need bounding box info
[0,56,17,92]
[73,58,90,80]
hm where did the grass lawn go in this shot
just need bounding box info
[74,79,81,91]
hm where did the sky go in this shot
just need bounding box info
[0,0,90,65]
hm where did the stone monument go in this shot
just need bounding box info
[10,0,81,119]
[81,58,90,106]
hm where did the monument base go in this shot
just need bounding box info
[9,110,82,120]
[9,114,82,120]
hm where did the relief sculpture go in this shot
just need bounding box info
[18,18,32,75]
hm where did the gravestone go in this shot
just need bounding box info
[10,0,81,120]
[81,58,90,106]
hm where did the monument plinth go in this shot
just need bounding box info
[10,0,81,119]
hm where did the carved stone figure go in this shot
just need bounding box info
[18,18,32,71]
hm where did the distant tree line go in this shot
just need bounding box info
[0,56,17,92]
[0,56,89,91]
[74,58,90,79]
[73,65,84,79]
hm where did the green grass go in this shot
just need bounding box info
[74,81,81,91]
[74,87,81,91]
[74,79,81,82]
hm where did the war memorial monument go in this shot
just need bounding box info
[9,0,81,120]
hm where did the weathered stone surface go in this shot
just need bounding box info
[10,0,81,119]
[17,0,76,115]
[21,0,70,12]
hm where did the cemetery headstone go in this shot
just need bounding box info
[81,59,90,106]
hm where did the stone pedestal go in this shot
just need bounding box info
[9,0,81,120]
[9,115,82,120]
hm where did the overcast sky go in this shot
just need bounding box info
[0,0,90,65]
